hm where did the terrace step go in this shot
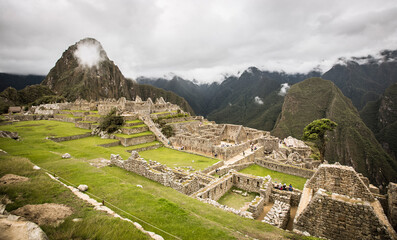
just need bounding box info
[75,121,97,129]
[54,114,82,123]
[126,141,162,152]
[121,124,148,135]
[114,132,156,147]
[124,119,144,127]
[83,114,101,122]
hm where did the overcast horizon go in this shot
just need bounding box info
[1,0,397,83]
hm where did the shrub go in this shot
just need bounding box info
[99,108,124,134]
[161,125,174,138]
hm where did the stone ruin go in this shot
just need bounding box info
[31,96,182,116]
[293,163,397,240]
[6,96,397,239]
[110,152,200,195]
[169,123,276,160]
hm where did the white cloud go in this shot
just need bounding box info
[278,83,290,96]
[254,96,264,105]
[74,40,104,68]
[0,0,396,82]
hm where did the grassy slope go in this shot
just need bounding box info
[0,120,316,240]
[239,165,307,190]
[0,155,150,240]
[139,147,219,171]
[272,78,397,186]
[218,187,259,209]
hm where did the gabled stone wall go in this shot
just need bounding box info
[294,189,395,240]
[305,164,374,201]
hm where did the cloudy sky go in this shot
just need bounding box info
[1,0,397,83]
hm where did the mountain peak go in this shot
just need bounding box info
[73,38,109,68]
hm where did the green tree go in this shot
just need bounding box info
[161,125,174,138]
[302,118,337,161]
[99,108,124,134]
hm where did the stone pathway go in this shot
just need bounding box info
[221,147,256,168]
[140,115,169,146]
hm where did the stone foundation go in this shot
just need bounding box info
[263,197,291,229]
[111,153,200,195]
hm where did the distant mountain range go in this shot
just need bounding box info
[139,49,397,131]
[0,73,45,92]
[138,69,321,130]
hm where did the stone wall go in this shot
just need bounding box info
[263,197,291,229]
[305,164,374,202]
[270,188,302,207]
[201,161,224,174]
[111,153,200,195]
[213,142,250,160]
[259,176,273,204]
[294,189,396,240]
[233,172,264,193]
[121,126,148,135]
[215,162,254,176]
[75,121,93,129]
[255,158,314,179]
[9,114,50,121]
[126,143,161,153]
[116,134,156,147]
[388,182,397,231]
[48,132,92,142]
[258,137,279,153]
[248,196,265,218]
[97,141,121,148]
[194,174,234,201]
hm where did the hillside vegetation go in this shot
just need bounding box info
[360,82,397,160]
[272,78,397,187]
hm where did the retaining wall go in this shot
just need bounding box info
[116,135,156,147]
[49,132,92,142]
[255,158,315,179]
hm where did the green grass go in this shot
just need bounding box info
[239,165,307,190]
[115,131,154,139]
[139,147,219,171]
[167,120,197,124]
[125,120,142,124]
[4,120,91,138]
[218,187,259,209]
[78,120,96,123]
[0,120,316,240]
[107,141,160,155]
[122,124,146,129]
[151,111,177,115]
[0,155,150,240]
[61,109,89,113]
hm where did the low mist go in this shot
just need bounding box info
[278,83,290,96]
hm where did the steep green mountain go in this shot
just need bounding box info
[272,78,397,187]
[41,38,193,114]
[360,83,397,160]
[322,50,397,110]
[0,73,45,92]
